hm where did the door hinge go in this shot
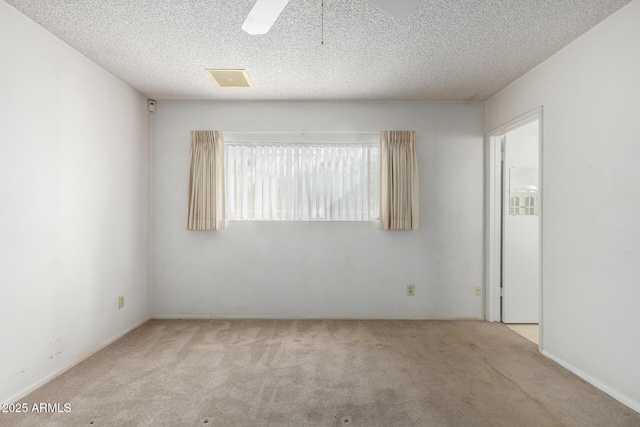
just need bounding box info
[500,287,504,297]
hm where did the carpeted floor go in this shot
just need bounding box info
[2,320,639,427]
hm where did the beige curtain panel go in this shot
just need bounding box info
[379,130,419,230]
[186,130,225,230]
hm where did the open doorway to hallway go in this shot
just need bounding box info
[486,108,542,348]
[501,120,540,325]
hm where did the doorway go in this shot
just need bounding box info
[485,108,543,347]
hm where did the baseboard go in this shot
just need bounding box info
[151,315,484,321]
[541,350,640,414]
[5,317,150,404]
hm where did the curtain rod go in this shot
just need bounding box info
[224,131,379,144]
[222,131,379,135]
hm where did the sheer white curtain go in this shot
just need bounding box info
[379,130,419,230]
[225,143,379,221]
[186,130,225,230]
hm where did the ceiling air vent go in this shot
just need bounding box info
[206,69,253,88]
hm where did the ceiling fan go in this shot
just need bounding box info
[242,0,422,35]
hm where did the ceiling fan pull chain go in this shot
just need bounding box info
[321,0,324,46]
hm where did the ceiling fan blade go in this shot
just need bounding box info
[367,0,421,18]
[242,0,291,35]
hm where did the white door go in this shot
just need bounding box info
[502,125,540,323]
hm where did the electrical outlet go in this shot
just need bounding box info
[474,285,481,296]
[407,284,415,296]
[118,295,125,309]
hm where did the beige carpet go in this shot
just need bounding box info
[2,320,639,427]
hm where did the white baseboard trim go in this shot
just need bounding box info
[151,315,484,320]
[6,317,150,404]
[541,350,640,414]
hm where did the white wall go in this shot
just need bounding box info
[0,2,150,403]
[152,101,484,319]
[486,0,640,411]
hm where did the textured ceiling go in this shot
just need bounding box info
[5,0,631,101]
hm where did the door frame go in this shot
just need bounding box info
[485,107,543,346]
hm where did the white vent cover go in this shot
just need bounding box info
[206,69,253,88]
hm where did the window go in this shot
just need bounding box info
[225,135,379,221]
